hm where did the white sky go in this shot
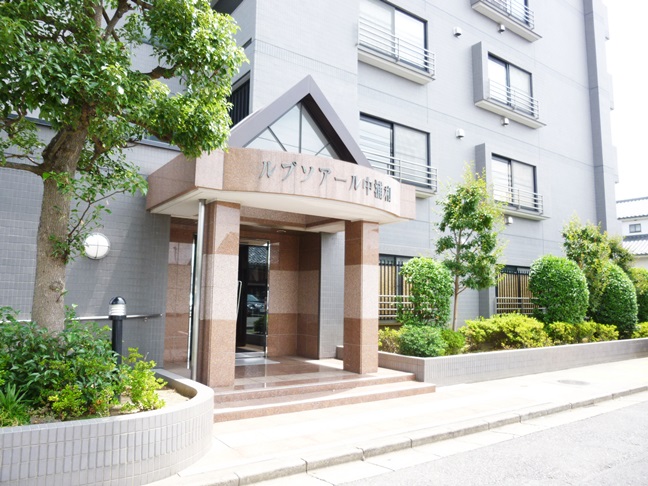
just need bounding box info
[605,1,648,201]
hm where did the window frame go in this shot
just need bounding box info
[359,114,435,192]
[492,154,540,212]
[629,223,642,234]
[470,0,540,42]
[358,0,435,83]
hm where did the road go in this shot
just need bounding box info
[341,400,648,486]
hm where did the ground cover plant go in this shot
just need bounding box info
[0,306,165,426]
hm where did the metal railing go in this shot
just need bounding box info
[379,294,411,320]
[480,0,535,28]
[487,79,539,119]
[358,17,435,77]
[364,149,438,192]
[493,183,543,213]
[495,297,537,315]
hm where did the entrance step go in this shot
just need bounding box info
[213,379,436,422]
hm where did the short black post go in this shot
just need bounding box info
[109,296,127,365]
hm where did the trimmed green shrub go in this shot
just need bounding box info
[0,384,30,427]
[398,325,447,357]
[632,322,648,339]
[460,314,551,352]
[378,327,401,354]
[528,255,589,324]
[629,268,648,323]
[546,321,618,345]
[590,262,638,339]
[397,257,453,327]
[440,328,465,355]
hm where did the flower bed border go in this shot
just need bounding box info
[0,369,213,486]
[376,338,648,385]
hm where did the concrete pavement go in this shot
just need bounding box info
[149,357,648,486]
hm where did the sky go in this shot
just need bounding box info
[605,1,648,201]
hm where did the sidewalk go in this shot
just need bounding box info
[150,357,648,486]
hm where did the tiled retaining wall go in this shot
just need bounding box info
[0,370,213,486]
[376,338,648,386]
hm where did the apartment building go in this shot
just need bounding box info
[0,0,617,387]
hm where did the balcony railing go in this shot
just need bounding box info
[358,17,435,77]
[487,80,539,119]
[364,149,437,192]
[481,0,535,29]
[494,183,543,213]
[495,297,537,315]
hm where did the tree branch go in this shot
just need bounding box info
[102,1,131,41]
[1,159,44,176]
[143,65,177,80]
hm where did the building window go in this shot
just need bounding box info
[229,79,250,126]
[359,114,436,191]
[492,155,542,213]
[470,0,539,42]
[358,0,435,81]
[379,255,411,320]
[630,223,642,234]
[488,55,536,118]
[246,103,339,158]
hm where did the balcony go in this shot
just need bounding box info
[471,0,541,42]
[358,17,435,84]
[364,149,438,193]
[494,183,544,217]
[476,79,544,129]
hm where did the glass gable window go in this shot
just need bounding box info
[246,103,338,159]
[488,55,535,117]
[359,115,434,190]
[359,0,430,73]
[492,155,541,212]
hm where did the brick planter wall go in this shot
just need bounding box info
[0,370,213,486]
[377,338,648,385]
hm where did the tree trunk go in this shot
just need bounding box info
[32,126,88,332]
[452,275,460,331]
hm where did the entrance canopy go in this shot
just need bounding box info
[146,76,416,232]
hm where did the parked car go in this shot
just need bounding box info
[246,295,266,314]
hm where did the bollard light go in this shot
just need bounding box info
[109,297,127,364]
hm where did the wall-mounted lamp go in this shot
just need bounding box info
[84,233,110,260]
[453,27,463,37]
[455,128,465,139]
[498,24,506,33]
[505,216,514,225]
[501,117,510,126]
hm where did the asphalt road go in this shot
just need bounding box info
[342,401,648,486]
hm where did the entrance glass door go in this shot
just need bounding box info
[236,241,269,358]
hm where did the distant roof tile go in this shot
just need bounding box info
[617,197,648,219]
[623,234,648,256]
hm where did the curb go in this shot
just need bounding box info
[187,385,648,486]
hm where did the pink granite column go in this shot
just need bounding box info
[343,220,379,374]
[198,201,240,387]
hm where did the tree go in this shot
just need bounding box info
[562,217,634,316]
[590,262,637,339]
[436,167,505,330]
[0,0,245,331]
[629,267,648,323]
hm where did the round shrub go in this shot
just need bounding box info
[528,255,589,324]
[397,257,453,327]
[546,321,618,345]
[398,325,447,357]
[590,262,638,339]
[629,268,648,323]
[460,313,550,352]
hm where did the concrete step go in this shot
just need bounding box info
[213,380,437,422]
[214,371,418,403]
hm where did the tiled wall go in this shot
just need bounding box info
[0,370,214,486]
[378,338,648,386]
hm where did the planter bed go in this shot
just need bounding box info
[0,370,213,486]
[376,338,648,385]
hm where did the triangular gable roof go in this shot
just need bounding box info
[228,75,371,168]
